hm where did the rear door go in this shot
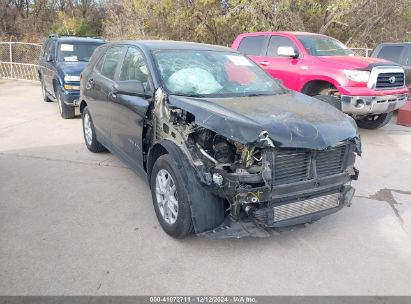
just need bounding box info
[42,40,56,95]
[259,35,301,90]
[83,45,125,140]
[110,46,153,169]
[236,35,268,68]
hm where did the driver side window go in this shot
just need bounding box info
[119,47,150,91]
[267,36,297,57]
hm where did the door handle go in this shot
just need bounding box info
[260,61,270,66]
[86,78,94,90]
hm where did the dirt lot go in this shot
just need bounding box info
[1,79,411,295]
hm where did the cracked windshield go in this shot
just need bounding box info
[153,50,285,97]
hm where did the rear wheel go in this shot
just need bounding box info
[356,111,393,129]
[41,79,52,102]
[82,107,106,153]
[56,88,75,119]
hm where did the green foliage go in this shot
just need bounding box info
[50,12,96,36]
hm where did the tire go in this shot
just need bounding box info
[41,78,52,102]
[56,88,75,119]
[314,94,342,110]
[356,111,393,129]
[150,154,195,238]
[82,107,107,153]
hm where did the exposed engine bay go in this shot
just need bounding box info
[148,88,361,238]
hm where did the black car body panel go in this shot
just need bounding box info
[168,92,358,149]
[80,40,361,238]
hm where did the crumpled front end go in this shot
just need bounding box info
[150,89,361,238]
[188,128,360,232]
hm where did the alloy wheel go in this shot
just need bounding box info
[155,169,179,225]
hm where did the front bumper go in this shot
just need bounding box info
[341,93,408,115]
[61,89,80,106]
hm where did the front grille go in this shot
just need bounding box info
[273,145,347,185]
[273,193,340,222]
[376,72,404,89]
[274,150,310,184]
[316,145,346,177]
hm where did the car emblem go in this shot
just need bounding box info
[388,76,396,84]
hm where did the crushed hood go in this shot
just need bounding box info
[168,91,358,150]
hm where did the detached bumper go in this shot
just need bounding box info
[341,93,408,115]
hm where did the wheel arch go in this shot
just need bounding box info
[300,79,340,96]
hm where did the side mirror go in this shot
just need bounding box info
[113,80,148,97]
[277,46,299,58]
[46,54,54,62]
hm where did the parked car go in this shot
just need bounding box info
[371,42,411,96]
[79,41,361,239]
[38,34,105,118]
[232,32,409,129]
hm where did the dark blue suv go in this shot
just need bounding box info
[38,34,105,118]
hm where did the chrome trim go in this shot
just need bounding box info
[367,66,405,90]
[341,93,408,115]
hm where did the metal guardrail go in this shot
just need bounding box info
[350,47,373,57]
[0,42,42,81]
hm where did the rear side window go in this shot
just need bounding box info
[377,46,405,64]
[97,46,123,80]
[267,36,297,57]
[238,36,265,56]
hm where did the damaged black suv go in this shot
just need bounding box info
[79,41,361,239]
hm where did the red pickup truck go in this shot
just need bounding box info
[232,32,409,129]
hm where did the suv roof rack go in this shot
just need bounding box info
[48,34,104,40]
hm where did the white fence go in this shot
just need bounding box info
[0,42,42,81]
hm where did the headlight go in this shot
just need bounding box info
[64,75,80,82]
[344,70,370,83]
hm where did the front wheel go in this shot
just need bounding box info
[314,94,342,110]
[355,111,393,129]
[150,154,194,238]
[56,88,75,119]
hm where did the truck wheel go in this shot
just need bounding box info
[314,95,342,110]
[41,79,52,102]
[356,111,393,129]
[56,88,75,119]
[82,107,107,153]
[150,154,196,238]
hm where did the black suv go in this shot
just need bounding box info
[38,34,105,118]
[79,41,361,239]
[372,42,411,93]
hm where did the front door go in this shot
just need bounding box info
[110,46,152,169]
[259,35,301,90]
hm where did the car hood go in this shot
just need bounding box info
[317,55,395,70]
[168,91,359,150]
[56,62,88,76]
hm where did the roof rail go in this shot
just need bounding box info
[48,34,104,40]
